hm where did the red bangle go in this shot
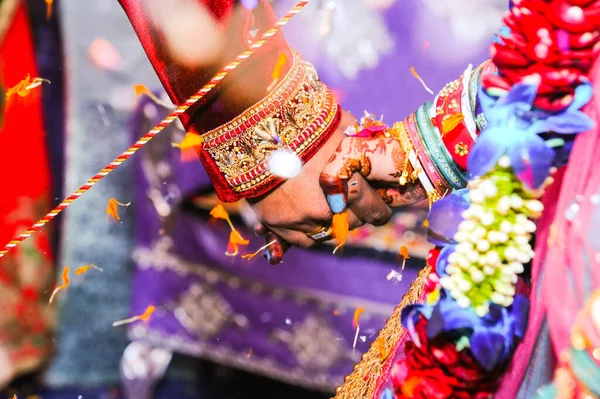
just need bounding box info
[405,112,447,196]
[431,71,476,171]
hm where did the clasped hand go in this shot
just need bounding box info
[248,110,427,264]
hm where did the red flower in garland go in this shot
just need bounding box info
[391,318,499,399]
[486,0,600,112]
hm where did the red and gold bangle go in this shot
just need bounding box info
[393,121,440,207]
[431,67,478,171]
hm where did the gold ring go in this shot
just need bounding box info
[305,225,334,241]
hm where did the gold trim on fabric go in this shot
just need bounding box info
[333,266,431,399]
[202,52,337,195]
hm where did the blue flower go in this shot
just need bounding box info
[470,83,557,189]
[478,81,539,126]
[479,79,593,133]
[427,189,470,246]
[468,123,555,189]
[472,81,593,188]
[401,290,530,371]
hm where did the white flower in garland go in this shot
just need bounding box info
[440,156,543,316]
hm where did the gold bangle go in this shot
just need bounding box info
[389,122,417,186]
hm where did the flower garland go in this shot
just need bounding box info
[389,1,600,398]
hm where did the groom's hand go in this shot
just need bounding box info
[248,110,393,253]
[320,135,428,210]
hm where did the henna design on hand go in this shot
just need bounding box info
[377,188,394,205]
[337,155,372,180]
[399,181,427,204]
[391,145,407,172]
[375,182,427,207]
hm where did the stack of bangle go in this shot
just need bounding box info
[403,112,447,207]
[389,60,496,207]
[393,120,441,208]
[416,103,468,190]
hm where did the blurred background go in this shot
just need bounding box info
[0,0,502,398]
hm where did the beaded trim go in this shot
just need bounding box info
[202,52,338,196]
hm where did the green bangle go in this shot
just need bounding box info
[469,64,482,112]
[469,64,488,131]
[415,103,468,190]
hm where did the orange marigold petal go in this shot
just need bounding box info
[332,210,349,246]
[399,245,410,259]
[442,112,465,135]
[352,306,366,329]
[106,198,130,221]
[210,204,230,222]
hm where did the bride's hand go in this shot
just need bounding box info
[319,135,427,211]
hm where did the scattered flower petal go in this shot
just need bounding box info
[210,204,250,257]
[49,266,70,304]
[106,198,131,221]
[386,269,403,283]
[226,230,250,257]
[75,264,103,275]
[410,67,434,95]
[353,306,366,329]
[5,74,50,103]
[113,305,156,327]
[332,210,349,253]
[133,84,175,109]
[174,132,203,162]
[210,204,234,229]
[399,245,410,259]
[241,240,277,260]
[267,53,287,92]
[45,0,53,19]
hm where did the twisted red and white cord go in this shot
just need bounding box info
[0,0,309,259]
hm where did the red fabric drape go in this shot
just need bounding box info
[0,2,54,384]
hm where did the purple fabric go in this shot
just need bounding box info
[128,99,415,389]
